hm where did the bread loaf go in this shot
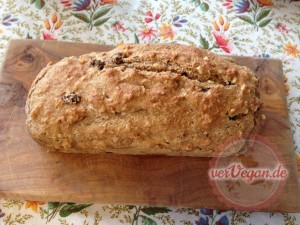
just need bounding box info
[25,44,262,157]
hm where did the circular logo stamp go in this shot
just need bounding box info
[209,134,288,211]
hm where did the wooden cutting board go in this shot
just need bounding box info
[0,39,299,212]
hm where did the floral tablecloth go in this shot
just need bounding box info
[0,0,300,224]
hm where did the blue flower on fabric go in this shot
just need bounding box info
[200,209,214,216]
[235,0,250,13]
[173,15,188,28]
[196,216,209,225]
[73,0,91,11]
[1,15,18,26]
[258,53,270,58]
[216,215,229,225]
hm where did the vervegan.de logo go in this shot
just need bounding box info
[209,135,288,210]
[209,163,288,183]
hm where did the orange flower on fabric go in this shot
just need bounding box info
[44,13,63,31]
[54,20,63,30]
[44,19,51,30]
[159,23,175,41]
[219,16,224,26]
[224,22,230,31]
[213,16,230,33]
[257,0,273,6]
[101,0,117,4]
[0,29,3,34]
[25,201,45,213]
[213,21,220,31]
[284,42,300,57]
[52,13,58,24]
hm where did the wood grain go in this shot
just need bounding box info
[0,39,299,212]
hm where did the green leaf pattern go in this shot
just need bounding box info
[92,7,112,21]
[199,35,209,49]
[93,17,111,27]
[71,13,90,23]
[238,15,255,25]
[59,203,93,217]
[258,18,273,27]
[29,0,45,9]
[256,9,271,22]
[140,215,157,225]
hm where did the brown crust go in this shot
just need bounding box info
[25,44,262,156]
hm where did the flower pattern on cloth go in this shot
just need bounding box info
[25,201,45,213]
[0,0,300,224]
[159,23,175,40]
